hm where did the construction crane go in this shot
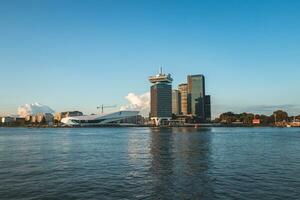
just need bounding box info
[97,104,117,114]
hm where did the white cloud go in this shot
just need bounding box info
[18,103,55,117]
[120,92,150,116]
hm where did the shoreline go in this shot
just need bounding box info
[0,124,298,128]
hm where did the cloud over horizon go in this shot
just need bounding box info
[120,92,150,116]
[18,103,55,117]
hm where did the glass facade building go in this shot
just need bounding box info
[187,75,206,121]
[150,84,172,118]
[204,95,211,121]
[149,69,173,125]
[172,90,181,115]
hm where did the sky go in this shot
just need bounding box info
[0,0,300,117]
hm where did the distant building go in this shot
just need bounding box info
[31,115,37,123]
[44,113,54,125]
[55,111,83,122]
[1,116,14,124]
[36,113,45,123]
[187,74,206,122]
[204,95,211,122]
[119,115,144,125]
[149,68,173,125]
[25,115,31,122]
[172,90,181,115]
[36,113,54,125]
[178,83,188,115]
[291,120,300,127]
[23,113,54,125]
[61,111,139,126]
[24,115,36,123]
[252,119,260,125]
[13,117,25,126]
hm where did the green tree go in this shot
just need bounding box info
[239,113,254,125]
[272,110,288,122]
[259,115,271,125]
[219,112,237,124]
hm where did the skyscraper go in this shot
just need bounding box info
[172,90,181,115]
[149,68,173,125]
[204,95,211,121]
[187,75,206,121]
[178,83,188,115]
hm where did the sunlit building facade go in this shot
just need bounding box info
[178,83,188,115]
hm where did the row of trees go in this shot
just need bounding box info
[214,110,300,125]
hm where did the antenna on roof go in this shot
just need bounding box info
[159,66,163,75]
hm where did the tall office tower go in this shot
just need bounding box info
[187,74,206,121]
[204,95,211,122]
[149,68,173,125]
[172,90,181,115]
[178,83,188,115]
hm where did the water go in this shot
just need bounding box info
[0,127,299,200]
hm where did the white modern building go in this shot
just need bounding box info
[61,111,139,126]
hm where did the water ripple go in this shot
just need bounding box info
[0,127,299,199]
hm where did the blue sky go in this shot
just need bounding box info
[0,0,300,117]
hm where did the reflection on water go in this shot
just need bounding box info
[149,128,175,198]
[0,127,300,200]
[149,127,215,199]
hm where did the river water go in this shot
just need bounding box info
[0,127,299,200]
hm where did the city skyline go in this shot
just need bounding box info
[1,0,300,117]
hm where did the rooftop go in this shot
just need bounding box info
[149,67,173,83]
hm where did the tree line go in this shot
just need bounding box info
[214,110,300,125]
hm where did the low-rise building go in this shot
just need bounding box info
[13,117,25,126]
[35,113,54,125]
[31,115,37,123]
[25,115,31,122]
[55,111,83,122]
[119,115,144,125]
[1,116,14,125]
[252,119,260,125]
